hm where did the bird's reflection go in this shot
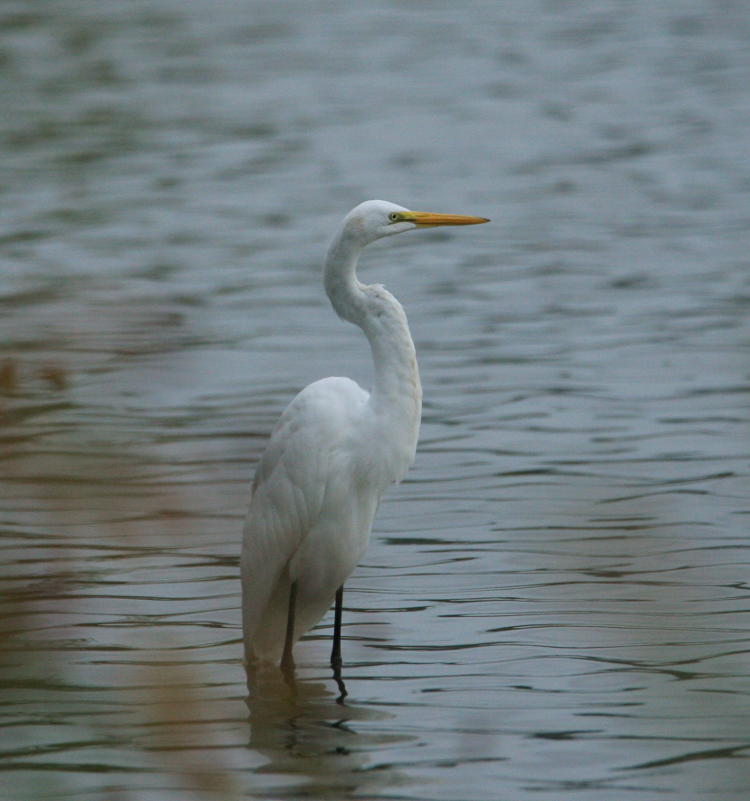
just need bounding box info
[245,662,409,797]
[247,658,347,701]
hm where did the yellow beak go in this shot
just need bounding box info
[402,211,490,228]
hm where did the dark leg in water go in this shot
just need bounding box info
[331,585,344,668]
[331,585,347,699]
[281,581,297,680]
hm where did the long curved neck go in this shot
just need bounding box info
[324,229,422,423]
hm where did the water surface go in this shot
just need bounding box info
[2,1,750,798]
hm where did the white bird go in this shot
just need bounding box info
[241,200,488,678]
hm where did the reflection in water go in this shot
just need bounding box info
[246,668,411,799]
[247,650,348,701]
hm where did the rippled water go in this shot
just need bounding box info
[2,1,750,798]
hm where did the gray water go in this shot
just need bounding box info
[2,1,750,798]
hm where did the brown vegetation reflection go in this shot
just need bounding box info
[1,352,242,799]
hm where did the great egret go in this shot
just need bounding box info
[241,200,488,679]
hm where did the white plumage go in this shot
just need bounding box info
[241,200,488,671]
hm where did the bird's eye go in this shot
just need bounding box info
[388,212,400,223]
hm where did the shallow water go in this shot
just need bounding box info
[2,1,750,798]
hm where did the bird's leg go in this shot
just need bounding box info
[331,584,344,669]
[330,585,347,699]
[281,580,297,679]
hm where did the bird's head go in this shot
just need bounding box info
[343,200,489,246]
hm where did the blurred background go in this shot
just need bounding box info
[1,0,749,799]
